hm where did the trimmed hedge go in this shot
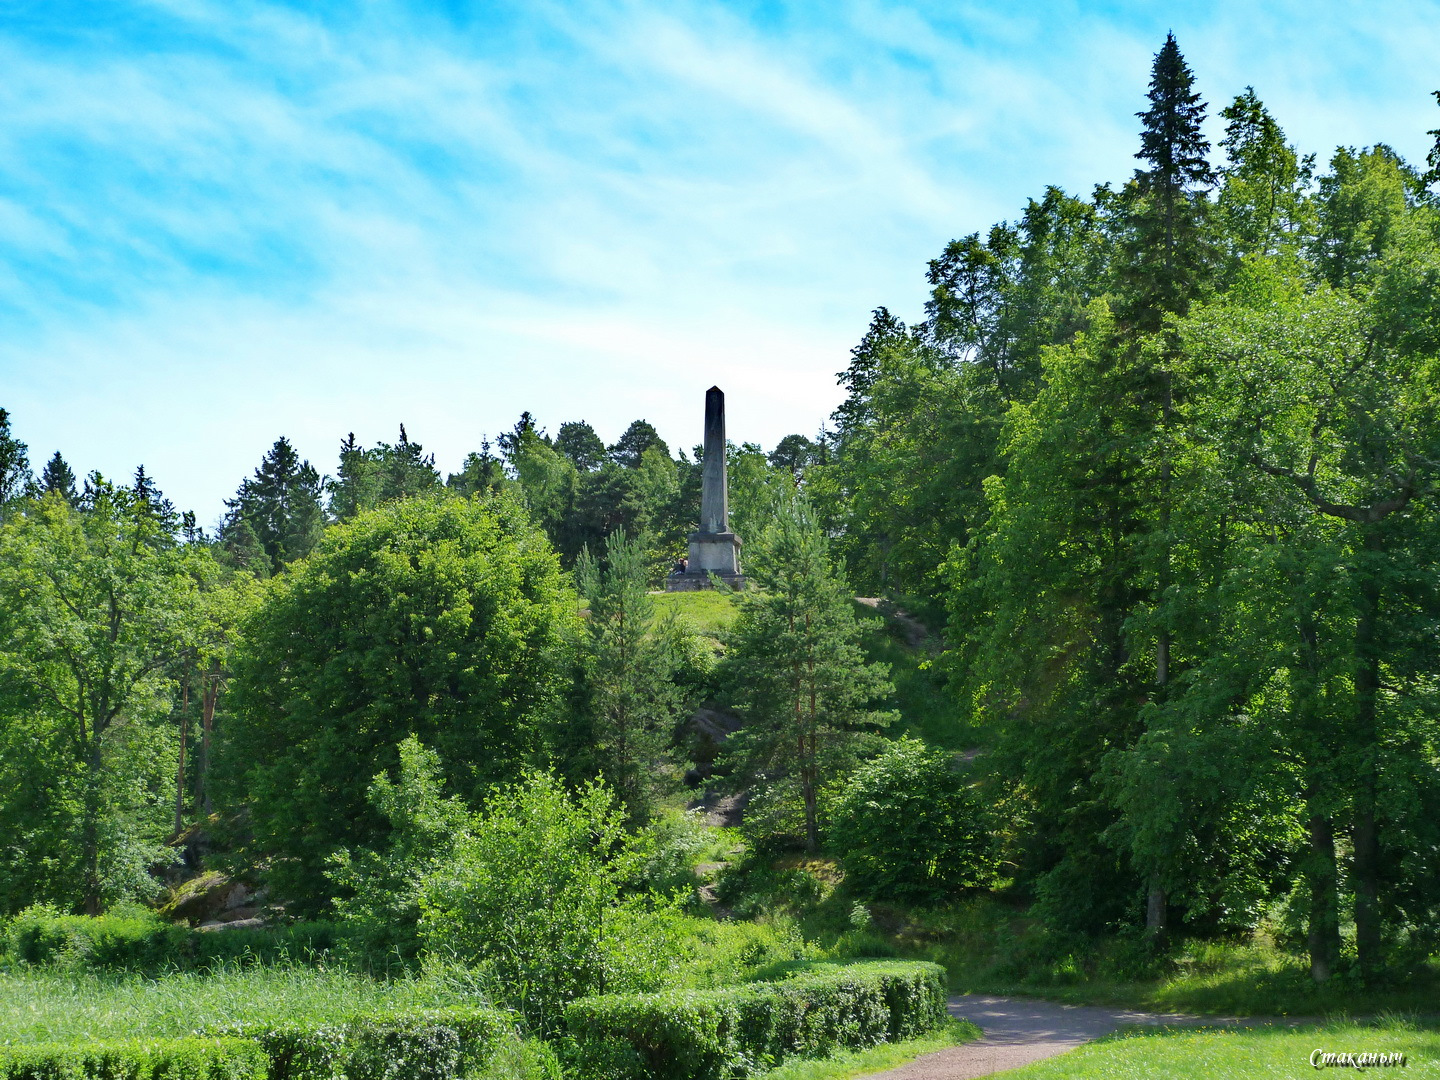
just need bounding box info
[216,1006,558,1080]
[2,912,354,975]
[0,1038,267,1080]
[563,960,947,1080]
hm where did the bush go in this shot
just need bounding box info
[563,960,947,1080]
[420,773,678,1036]
[827,738,996,904]
[225,493,576,913]
[216,1006,556,1080]
[0,1038,267,1080]
[1,908,356,975]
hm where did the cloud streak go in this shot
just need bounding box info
[1,0,1436,522]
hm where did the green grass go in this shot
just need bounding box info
[768,892,1440,1019]
[1002,1019,1440,1078]
[0,964,488,1043]
[851,600,973,750]
[756,1019,982,1080]
[652,589,739,638]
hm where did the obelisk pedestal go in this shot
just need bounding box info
[669,386,743,591]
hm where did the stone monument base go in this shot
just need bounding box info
[666,530,744,592]
[665,571,745,592]
[687,530,742,574]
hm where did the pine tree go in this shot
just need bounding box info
[722,494,893,852]
[1118,33,1217,333]
[607,420,668,469]
[554,422,607,472]
[575,529,689,822]
[39,452,78,506]
[223,437,324,573]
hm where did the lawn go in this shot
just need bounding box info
[652,588,739,638]
[1003,1020,1440,1079]
[0,965,485,1043]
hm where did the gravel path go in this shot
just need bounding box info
[858,994,1217,1080]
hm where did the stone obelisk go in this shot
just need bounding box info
[670,386,742,590]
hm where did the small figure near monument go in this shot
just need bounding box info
[667,386,744,591]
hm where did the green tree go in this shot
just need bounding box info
[0,409,31,521]
[38,452,78,506]
[768,434,818,483]
[328,426,443,520]
[224,492,575,911]
[576,530,691,821]
[608,420,668,469]
[0,482,203,913]
[221,437,324,573]
[329,734,470,957]
[1216,88,1313,274]
[1180,259,1440,983]
[420,772,666,1035]
[555,422,607,472]
[1117,33,1217,333]
[1311,145,1414,291]
[828,737,996,903]
[722,494,893,852]
[447,439,508,498]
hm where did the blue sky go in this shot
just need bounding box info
[2,0,1438,525]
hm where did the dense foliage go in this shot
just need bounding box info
[563,960,947,1080]
[223,493,574,911]
[0,38,1437,1059]
[0,1038,268,1080]
[811,37,1440,984]
[827,738,996,904]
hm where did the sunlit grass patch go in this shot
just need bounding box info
[652,588,739,637]
[1002,1019,1440,1079]
[0,965,484,1044]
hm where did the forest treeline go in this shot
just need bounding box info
[2,34,1439,990]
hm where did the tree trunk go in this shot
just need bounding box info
[199,672,218,817]
[82,728,103,915]
[1306,807,1341,983]
[801,611,819,854]
[1145,876,1168,943]
[1352,528,1383,984]
[174,679,190,836]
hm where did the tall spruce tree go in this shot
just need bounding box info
[222,437,325,574]
[39,452,78,506]
[1118,33,1216,333]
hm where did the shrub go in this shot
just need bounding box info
[0,1038,267,1080]
[420,773,678,1036]
[1,908,355,975]
[216,1006,556,1080]
[827,738,996,904]
[563,960,947,1080]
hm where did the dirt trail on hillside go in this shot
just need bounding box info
[857,994,1237,1080]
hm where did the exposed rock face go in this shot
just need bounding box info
[680,701,742,786]
[159,871,268,927]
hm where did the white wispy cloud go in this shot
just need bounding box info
[1,0,1436,522]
